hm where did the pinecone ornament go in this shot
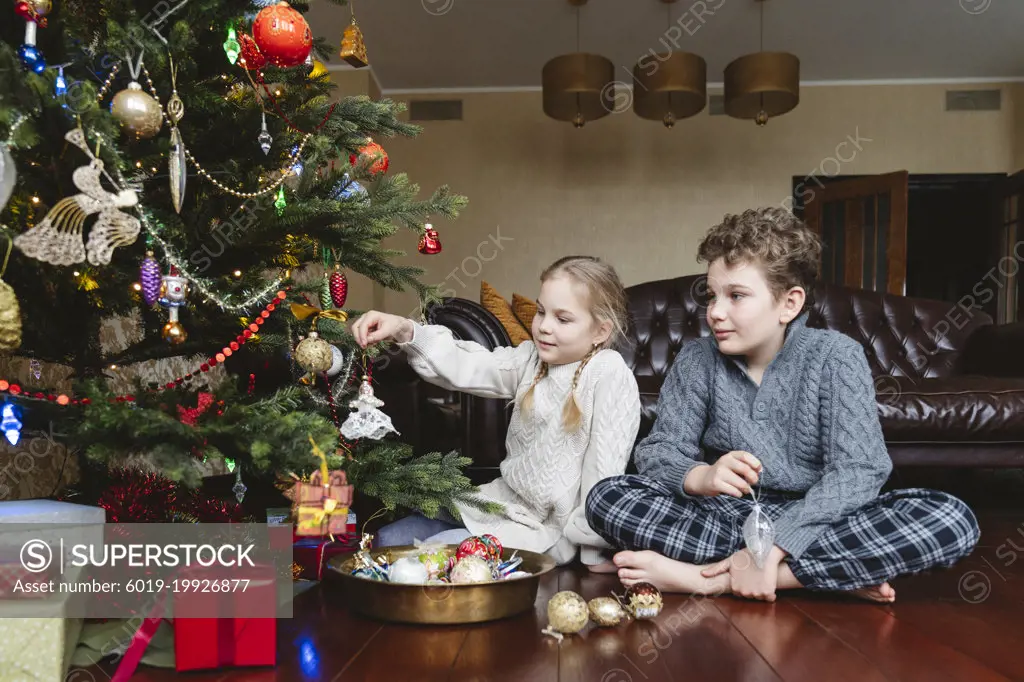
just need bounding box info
[319,273,332,310]
[329,265,348,308]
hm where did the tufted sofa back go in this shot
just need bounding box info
[621,274,992,384]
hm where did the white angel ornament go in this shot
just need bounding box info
[15,128,140,266]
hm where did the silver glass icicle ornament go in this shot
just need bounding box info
[258,111,272,155]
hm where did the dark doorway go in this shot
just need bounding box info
[792,173,1006,320]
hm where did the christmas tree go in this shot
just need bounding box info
[0,0,481,520]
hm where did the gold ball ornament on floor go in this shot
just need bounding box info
[542,591,589,641]
[111,82,163,140]
[588,596,628,627]
[294,331,333,374]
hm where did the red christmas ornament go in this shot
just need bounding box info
[252,1,313,68]
[418,223,443,255]
[14,1,47,26]
[329,266,348,308]
[349,140,389,176]
[456,536,492,564]
[238,32,266,71]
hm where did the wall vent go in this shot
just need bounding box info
[946,89,1002,111]
[408,99,463,121]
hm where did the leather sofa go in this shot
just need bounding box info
[377,275,1024,483]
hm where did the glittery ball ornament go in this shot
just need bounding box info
[450,555,492,584]
[455,536,492,564]
[623,582,664,619]
[349,140,389,176]
[543,591,589,640]
[294,331,333,374]
[588,597,628,627]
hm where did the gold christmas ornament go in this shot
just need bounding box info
[588,596,627,627]
[161,320,187,345]
[621,582,664,619]
[542,591,589,641]
[339,17,368,68]
[29,0,52,16]
[295,331,333,374]
[0,237,22,353]
[111,82,163,140]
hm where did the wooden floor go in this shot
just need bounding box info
[84,508,1024,682]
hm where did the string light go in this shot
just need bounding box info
[138,63,312,199]
[3,113,30,146]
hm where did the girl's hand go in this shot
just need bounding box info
[701,546,784,602]
[684,451,761,498]
[351,311,414,348]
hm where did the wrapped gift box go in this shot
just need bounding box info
[0,547,57,598]
[174,617,276,671]
[291,470,353,537]
[0,591,84,681]
[293,536,358,581]
[172,565,277,672]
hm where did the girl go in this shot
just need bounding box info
[350,256,641,568]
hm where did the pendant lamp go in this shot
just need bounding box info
[723,0,799,125]
[542,0,616,128]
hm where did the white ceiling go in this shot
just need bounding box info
[306,0,1024,92]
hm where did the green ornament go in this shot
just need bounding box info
[274,185,286,215]
[223,27,241,65]
[319,273,332,309]
[224,458,236,473]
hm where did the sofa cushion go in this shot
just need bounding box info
[877,376,1024,443]
[480,281,531,346]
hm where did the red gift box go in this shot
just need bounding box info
[174,617,276,671]
[172,564,278,672]
[293,536,358,581]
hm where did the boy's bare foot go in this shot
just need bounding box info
[613,550,731,595]
[587,560,619,574]
[848,582,896,603]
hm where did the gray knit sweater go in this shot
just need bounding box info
[634,313,893,560]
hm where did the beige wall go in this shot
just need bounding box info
[333,78,1024,315]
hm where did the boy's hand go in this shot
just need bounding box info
[351,311,415,347]
[684,451,761,497]
[701,546,785,602]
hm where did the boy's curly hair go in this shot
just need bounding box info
[697,207,822,307]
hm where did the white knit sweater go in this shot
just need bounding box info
[398,323,641,565]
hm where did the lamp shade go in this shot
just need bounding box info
[723,51,799,122]
[633,51,707,126]
[542,52,616,127]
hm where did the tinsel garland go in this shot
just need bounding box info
[96,467,247,523]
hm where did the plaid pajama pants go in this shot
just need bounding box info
[585,475,980,591]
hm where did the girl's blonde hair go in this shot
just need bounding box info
[520,256,630,432]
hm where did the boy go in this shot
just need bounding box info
[585,207,979,603]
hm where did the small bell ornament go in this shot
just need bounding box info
[340,375,399,440]
[742,485,775,569]
[418,223,442,255]
[158,266,189,345]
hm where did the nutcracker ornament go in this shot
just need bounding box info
[158,266,189,345]
[16,0,49,73]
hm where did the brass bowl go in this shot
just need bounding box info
[324,545,557,625]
